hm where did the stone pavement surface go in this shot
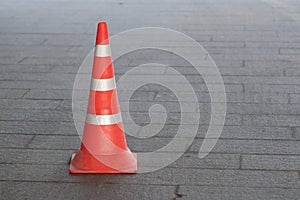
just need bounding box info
[1,0,300,199]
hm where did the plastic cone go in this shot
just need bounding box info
[70,22,137,173]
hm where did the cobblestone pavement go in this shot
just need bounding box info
[1,0,300,199]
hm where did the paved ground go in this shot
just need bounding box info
[1,0,300,199]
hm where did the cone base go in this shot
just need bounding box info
[69,154,137,174]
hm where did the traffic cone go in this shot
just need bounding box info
[70,22,137,173]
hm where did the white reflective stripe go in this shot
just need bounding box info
[85,113,122,125]
[90,77,116,91]
[94,44,111,57]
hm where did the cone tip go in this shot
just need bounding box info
[96,22,109,45]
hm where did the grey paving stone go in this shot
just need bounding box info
[160,169,300,188]
[27,135,80,150]
[212,35,297,42]
[122,101,196,113]
[117,74,211,84]
[0,34,46,45]
[0,164,84,182]
[225,103,300,115]
[213,59,243,68]
[50,65,81,73]
[227,93,289,104]
[188,139,300,155]
[0,64,52,73]
[154,91,210,102]
[245,59,298,68]
[157,74,289,86]
[0,109,73,122]
[43,34,94,46]
[170,153,240,169]
[0,45,86,59]
[0,121,77,135]
[122,112,241,126]
[182,25,244,31]
[0,72,76,82]
[280,48,300,55]
[153,124,294,140]
[178,185,300,200]
[0,80,43,89]
[0,149,73,164]
[295,127,300,139]
[0,182,3,199]
[155,91,289,104]
[1,164,299,188]
[119,91,157,101]
[18,57,82,66]
[264,126,294,139]
[0,89,28,99]
[0,134,33,148]
[114,65,168,75]
[219,67,284,76]
[212,54,300,62]
[128,135,300,155]
[0,22,95,35]
[169,76,300,86]
[23,89,73,99]
[246,41,300,48]
[0,56,23,65]
[0,80,75,90]
[55,100,73,110]
[245,83,300,93]
[207,47,279,55]
[117,82,243,93]
[236,76,300,85]
[241,155,300,170]
[245,24,300,32]
[285,67,300,77]
[1,182,176,200]
[127,136,197,153]
[202,41,244,48]
[243,114,300,127]
[289,94,300,104]
[0,99,61,110]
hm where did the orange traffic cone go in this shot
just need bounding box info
[70,22,137,173]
